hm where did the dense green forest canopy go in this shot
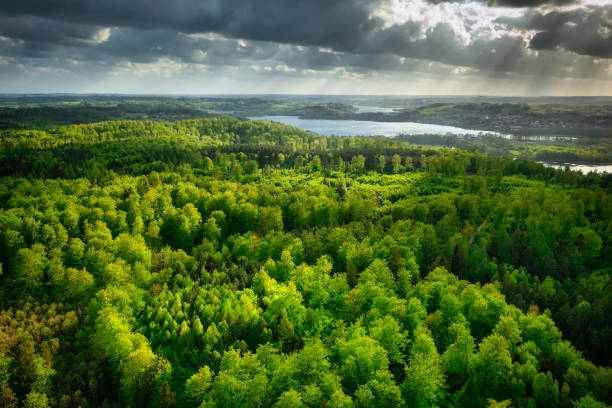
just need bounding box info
[396,134,612,165]
[0,116,610,407]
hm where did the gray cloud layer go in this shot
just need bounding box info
[497,7,612,58]
[428,0,578,8]
[0,0,386,48]
[0,0,610,93]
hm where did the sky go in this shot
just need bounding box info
[0,0,610,96]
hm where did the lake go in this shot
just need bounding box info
[539,163,612,174]
[249,115,493,137]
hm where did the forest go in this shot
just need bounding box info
[2,97,611,168]
[396,134,612,164]
[0,97,351,129]
[0,116,610,408]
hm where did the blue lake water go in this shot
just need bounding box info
[539,163,612,174]
[249,115,492,137]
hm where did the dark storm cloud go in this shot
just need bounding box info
[487,0,576,6]
[333,22,528,73]
[497,6,612,58]
[0,0,405,72]
[282,47,426,74]
[101,22,525,75]
[0,15,105,45]
[0,0,386,49]
[497,10,577,30]
[426,0,577,8]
